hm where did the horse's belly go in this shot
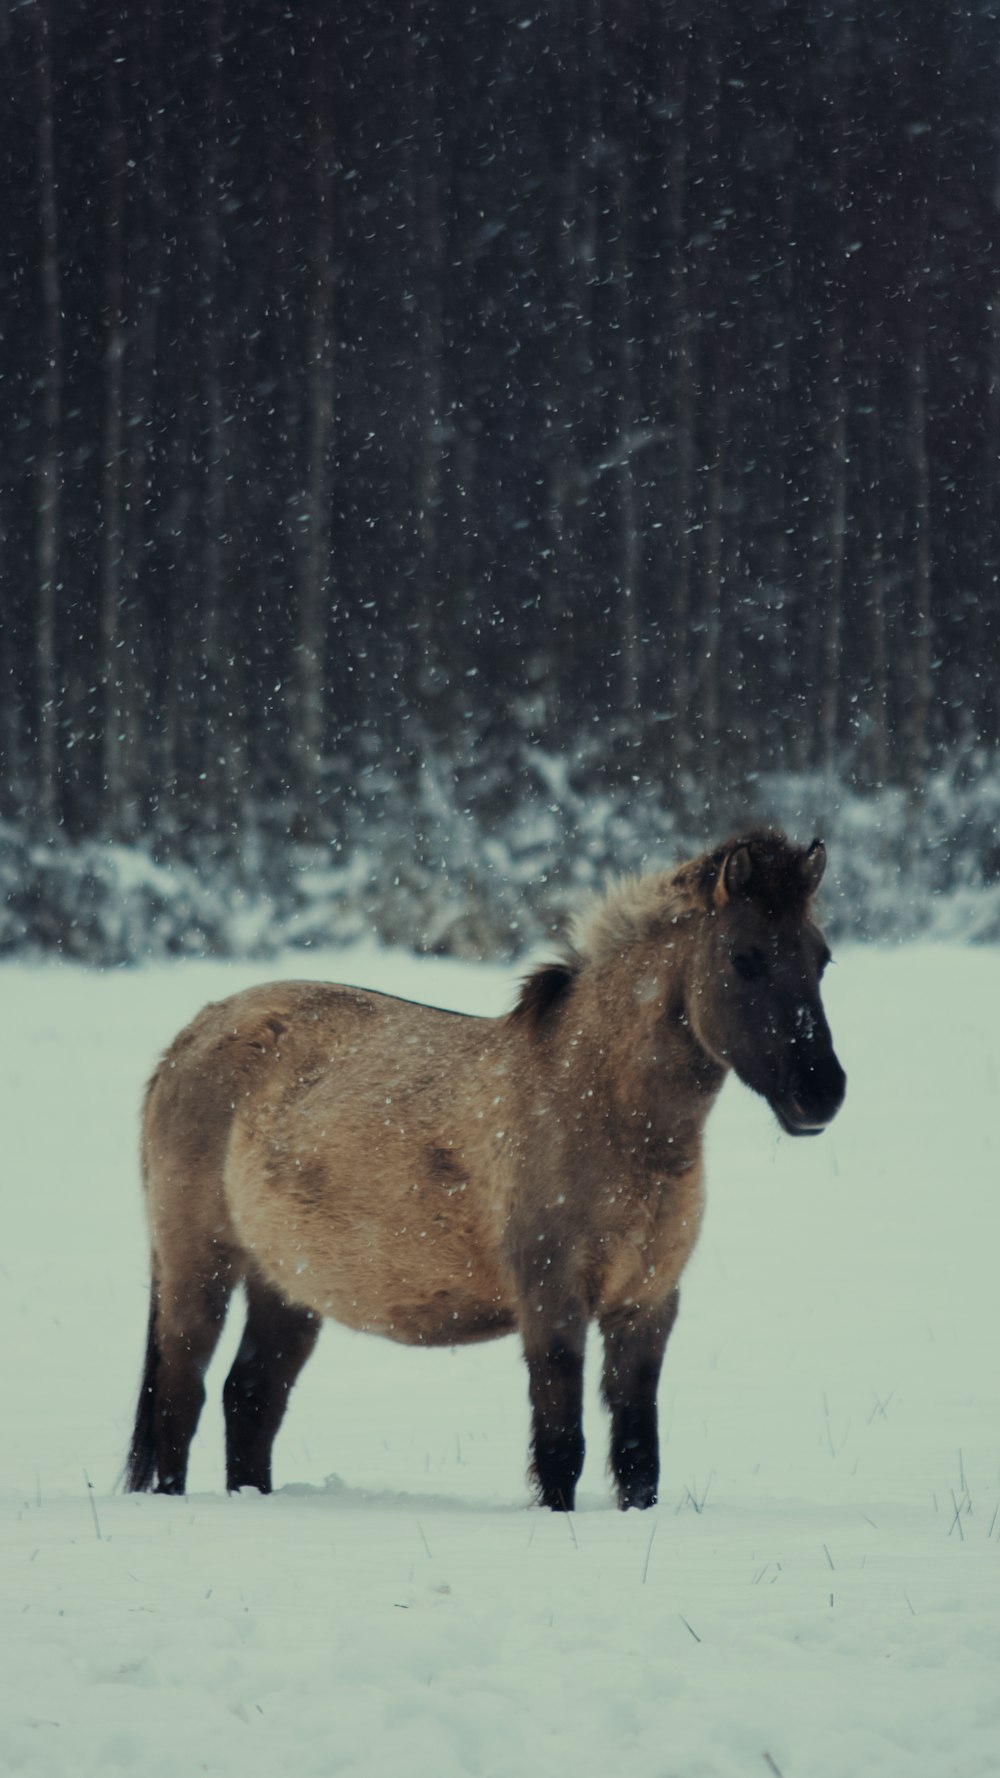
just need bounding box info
[367,1292,517,1346]
[223,1120,514,1345]
[252,1216,515,1344]
[249,1249,515,1346]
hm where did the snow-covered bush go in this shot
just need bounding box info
[2,756,999,964]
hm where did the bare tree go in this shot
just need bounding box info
[905,319,933,807]
[542,0,593,710]
[34,0,61,832]
[972,283,1000,755]
[818,318,848,775]
[410,4,446,670]
[862,323,890,789]
[99,19,131,834]
[698,375,730,767]
[666,23,712,787]
[815,25,854,777]
[193,0,239,842]
[119,0,167,829]
[292,11,337,830]
[608,17,642,716]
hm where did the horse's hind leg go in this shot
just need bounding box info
[223,1270,320,1493]
[151,1258,234,1494]
[520,1300,588,1512]
[600,1289,680,1510]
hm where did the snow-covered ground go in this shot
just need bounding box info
[2,941,998,1777]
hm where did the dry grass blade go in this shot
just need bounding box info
[83,1469,102,1542]
[641,1520,658,1585]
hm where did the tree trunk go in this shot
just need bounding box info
[767,178,795,771]
[863,329,889,789]
[973,288,1000,752]
[120,0,166,834]
[698,378,730,773]
[818,317,847,775]
[34,0,60,833]
[196,0,235,845]
[905,327,933,806]
[666,103,693,781]
[99,24,131,835]
[293,13,336,834]
[667,25,714,788]
[613,40,641,717]
[415,28,446,713]
[543,0,591,722]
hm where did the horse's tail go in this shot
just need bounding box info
[124,1277,159,1492]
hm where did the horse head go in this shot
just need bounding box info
[685,831,846,1136]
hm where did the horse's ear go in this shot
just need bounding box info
[713,844,753,908]
[800,838,826,896]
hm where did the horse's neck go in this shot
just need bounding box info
[557,951,726,1166]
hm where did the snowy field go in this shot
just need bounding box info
[2,940,999,1778]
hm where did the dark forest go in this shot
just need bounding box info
[2,0,1000,958]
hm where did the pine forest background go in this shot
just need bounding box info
[3,0,1000,962]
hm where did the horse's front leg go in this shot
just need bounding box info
[599,1289,680,1509]
[508,1211,588,1510]
[522,1304,587,1511]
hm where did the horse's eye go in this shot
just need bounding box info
[732,949,766,982]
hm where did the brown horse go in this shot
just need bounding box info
[125,829,845,1511]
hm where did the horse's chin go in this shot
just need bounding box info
[735,1070,830,1136]
[770,1098,828,1138]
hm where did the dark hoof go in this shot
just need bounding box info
[539,1488,576,1512]
[618,1483,657,1511]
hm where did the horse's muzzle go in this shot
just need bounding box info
[772,1054,846,1137]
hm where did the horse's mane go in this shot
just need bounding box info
[571,867,689,968]
[508,829,817,1029]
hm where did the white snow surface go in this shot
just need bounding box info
[2,943,999,1777]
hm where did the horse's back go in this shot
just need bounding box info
[144,979,488,1183]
